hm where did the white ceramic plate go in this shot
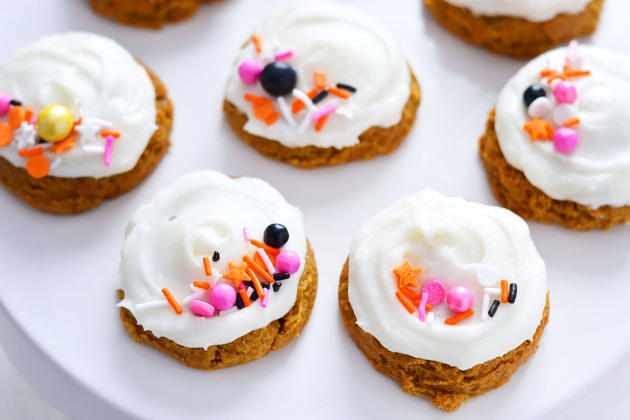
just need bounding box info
[1,0,629,418]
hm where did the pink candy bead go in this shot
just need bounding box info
[275,250,300,274]
[553,126,579,153]
[422,280,446,306]
[190,300,215,317]
[446,286,474,313]
[553,81,578,104]
[209,283,237,310]
[238,59,263,85]
[0,92,10,116]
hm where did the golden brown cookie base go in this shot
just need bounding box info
[479,109,630,230]
[118,242,317,370]
[424,0,604,58]
[0,65,173,215]
[223,71,420,169]
[338,258,549,412]
[88,0,221,29]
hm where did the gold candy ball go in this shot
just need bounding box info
[36,105,74,142]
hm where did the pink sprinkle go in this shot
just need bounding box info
[104,135,114,166]
[311,105,336,122]
[418,292,429,322]
[274,50,294,61]
[29,117,37,125]
[190,300,215,317]
[243,227,251,241]
[257,248,276,274]
[238,281,247,291]
[261,287,269,308]
[566,39,578,64]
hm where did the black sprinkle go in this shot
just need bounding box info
[508,283,517,303]
[311,90,328,104]
[272,280,282,292]
[37,138,47,144]
[235,293,244,309]
[336,83,357,93]
[243,281,254,288]
[488,299,500,317]
[273,272,290,281]
[9,99,21,106]
[261,281,270,289]
[212,251,220,262]
[250,290,259,302]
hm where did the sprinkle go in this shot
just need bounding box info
[336,83,357,93]
[312,105,336,122]
[9,106,25,130]
[265,112,280,126]
[193,280,210,289]
[292,88,318,114]
[314,115,329,131]
[235,292,245,309]
[482,294,490,321]
[9,99,21,106]
[247,267,266,301]
[274,50,294,60]
[276,96,295,127]
[565,39,578,64]
[238,281,247,291]
[135,300,168,310]
[500,280,509,303]
[393,262,422,289]
[399,287,420,300]
[0,123,12,147]
[50,136,75,154]
[202,257,212,276]
[508,283,518,303]
[212,251,220,262]
[485,287,501,296]
[328,86,350,99]
[249,288,259,302]
[261,286,269,307]
[26,155,50,178]
[273,280,282,292]
[223,262,250,287]
[418,292,429,322]
[298,109,314,133]
[257,248,276,274]
[250,239,281,255]
[314,71,326,90]
[547,72,568,83]
[23,108,33,123]
[395,290,416,314]
[82,145,105,153]
[104,135,114,166]
[162,288,182,315]
[243,255,274,283]
[488,299,500,317]
[311,90,329,104]
[564,117,580,127]
[524,118,554,141]
[273,272,290,281]
[243,227,251,241]
[49,157,61,170]
[252,98,275,121]
[250,35,263,53]
[244,93,267,104]
[444,308,474,325]
[18,147,44,157]
[239,289,251,307]
[100,130,120,138]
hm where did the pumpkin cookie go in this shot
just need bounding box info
[223,3,420,169]
[0,32,172,214]
[117,171,318,369]
[339,189,549,411]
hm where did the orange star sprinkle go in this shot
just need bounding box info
[222,262,250,287]
[524,118,554,142]
[393,261,422,289]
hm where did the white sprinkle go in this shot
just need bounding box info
[276,96,295,127]
[82,145,106,153]
[292,88,316,112]
[257,248,276,274]
[485,287,501,296]
[482,294,490,321]
[136,300,168,310]
[49,157,61,170]
[298,109,314,133]
[243,227,251,241]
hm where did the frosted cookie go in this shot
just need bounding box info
[117,171,318,369]
[0,32,172,214]
[480,42,630,230]
[87,0,221,29]
[223,3,420,169]
[424,0,604,58]
[338,189,549,412]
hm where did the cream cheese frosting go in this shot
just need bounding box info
[118,171,307,348]
[348,189,547,370]
[224,2,411,149]
[442,0,591,22]
[496,46,630,209]
[0,32,156,178]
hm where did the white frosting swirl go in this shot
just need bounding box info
[441,0,591,22]
[118,171,307,348]
[496,46,630,208]
[348,189,547,370]
[224,2,411,149]
[0,32,157,178]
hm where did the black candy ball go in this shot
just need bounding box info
[260,61,297,97]
[523,84,546,108]
[263,223,289,248]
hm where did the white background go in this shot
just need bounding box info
[1,0,630,419]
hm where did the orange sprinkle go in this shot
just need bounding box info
[9,106,25,130]
[26,155,49,178]
[239,289,251,307]
[18,147,44,157]
[250,35,263,53]
[251,98,274,121]
[444,309,474,325]
[0,123,12,147]
[24,108,33,123]
[547,73,568,83]
[250,239,281,255]
[563,65,591,78]
[193,281,210,289]
[395,290,416,314]
[243,255,274,284]
[72,118,82,135]
[291,89,318,114]
[328,86,350,99]
[100,130,121,138]
[162,288,182,315]
[399,287,421,300]
[265,112,280,126]
[253,252,269,274]
[314,71,326,90]
[244,94,267,104]
[247,267,265,300]
[564,117,580,127]
[202,257,212,276]
[314,114,329,132]
[49,136,75,154]
[501,280,509,303]
[426,304,433,311]
[540,69,554,77]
